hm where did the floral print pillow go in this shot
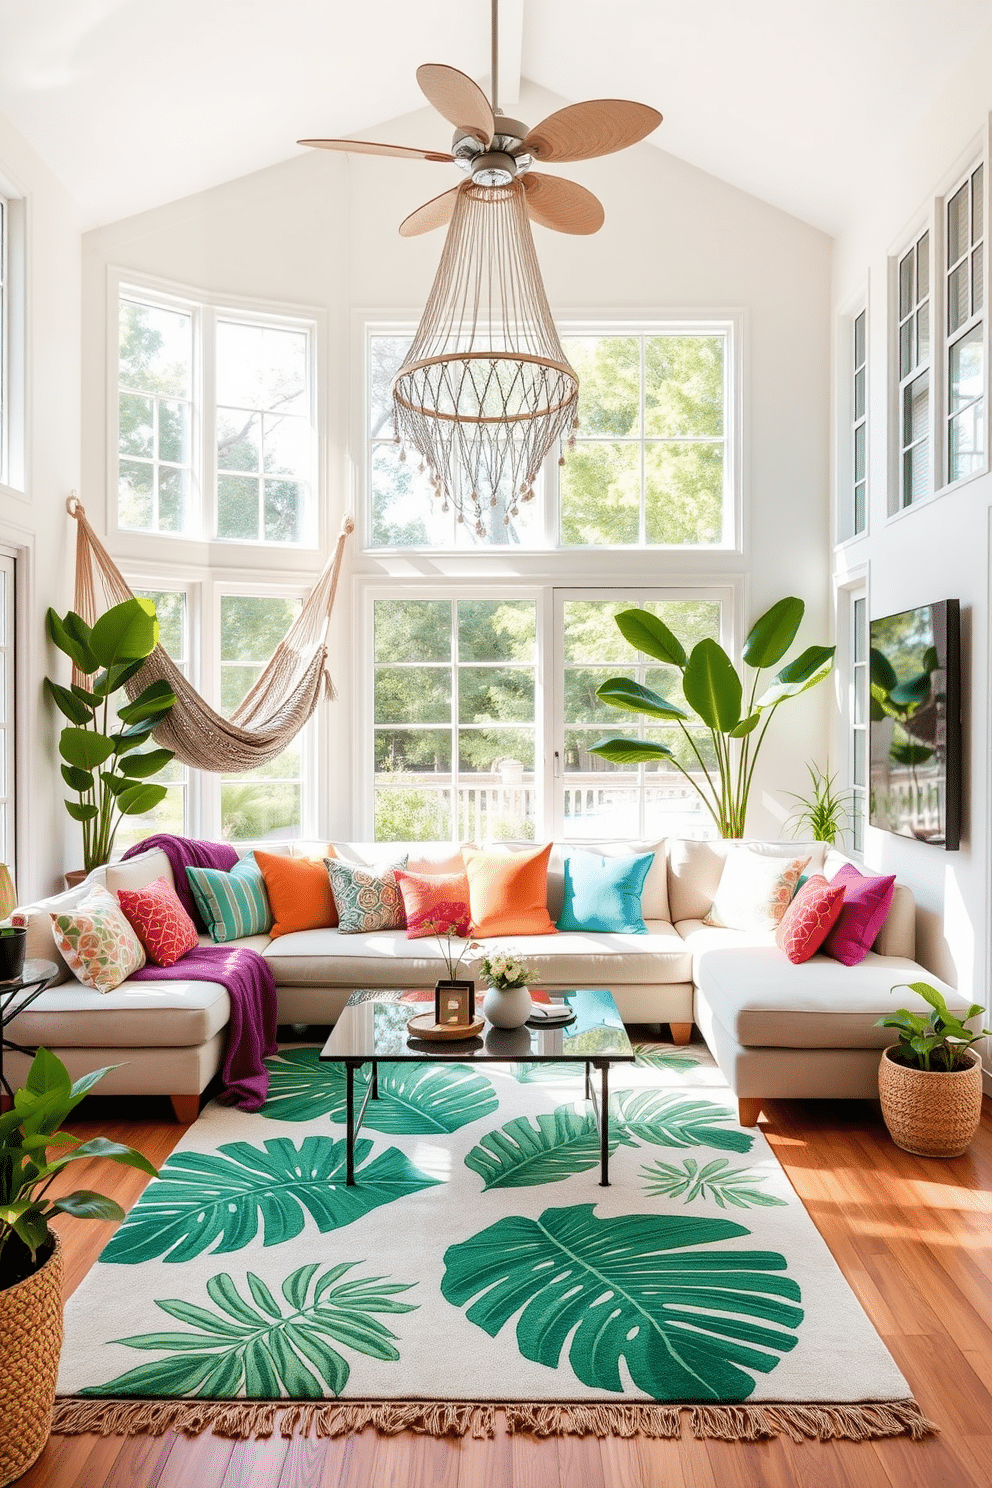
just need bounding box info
[703,848,810,932]
[325,857,408,934]
[51,884,146,992]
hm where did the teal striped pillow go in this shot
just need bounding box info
[185,853,272,943]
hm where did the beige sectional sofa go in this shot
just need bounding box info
[8,835,966,1125]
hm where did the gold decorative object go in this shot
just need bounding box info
[0,863,15,921]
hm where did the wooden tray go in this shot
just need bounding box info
[407,1013,485,1042]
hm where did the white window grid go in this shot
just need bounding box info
[944,161,986,487]
[852,308,867,534]
[850,592,868,854]
[897,228,931,508]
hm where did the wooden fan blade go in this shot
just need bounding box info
[523,100,662,163]
[399,185,462,237]
[417,63,494,146]
[298,137,454,163]
[522,172,605,235]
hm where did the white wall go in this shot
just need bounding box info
[831,29,992,1071]
[0,112,82,900]
[67,84,832,876]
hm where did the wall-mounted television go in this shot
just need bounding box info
[869,599,961,850]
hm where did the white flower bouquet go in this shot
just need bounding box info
[479,950,540,991]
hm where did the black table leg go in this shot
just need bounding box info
[585,1060,592,1101]
[371,1060,378,1099]
[599,1062,611,1187]
[346,1062,356,1185]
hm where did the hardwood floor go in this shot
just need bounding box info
[18,1038,992,1488]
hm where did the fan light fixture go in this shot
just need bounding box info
[299,1,662,536]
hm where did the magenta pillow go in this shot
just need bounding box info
[822,864,896,966]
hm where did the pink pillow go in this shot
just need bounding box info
[775,874,846,964]
[395,869,471,940]
[822,864,896,967]
[117,876,200,967]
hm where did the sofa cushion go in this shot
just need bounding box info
[703,846,810,931]
[187,853,273,942]
[463,843,557,937]
[326,856,408,933]
[395,869,471,938]
[50,885,146,993]
[667,838,826,924]
[331,842,469,875]
[775,875,845,964]
[822,865,897,966]
[117,876,200,967]
[255,849,337,936]
[105,849,176,897]
[547,840,670,923]
[695,946,967,1048]
[5,976,231,1048]
[557,849,654,934]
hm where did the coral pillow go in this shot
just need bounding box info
[117,876,199,967]
[775,874,846,964]
[254,850,338,938]
[557,850,655,934]
[50,884,146,993]
[326,857,408,934]
[703,848,810,932]
[395,869,471,939]
[822,864,897,966]
[462,843,557,938]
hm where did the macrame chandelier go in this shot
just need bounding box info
[391,177,579,534]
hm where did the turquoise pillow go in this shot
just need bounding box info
[556,850,655,934]
[186,852,272,942]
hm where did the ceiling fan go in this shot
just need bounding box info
[298,35,662,237]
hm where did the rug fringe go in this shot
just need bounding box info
[50,1396,938,1442]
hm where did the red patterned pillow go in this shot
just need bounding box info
[775,874,846,965]
[117,876,200,967]
[395,869,471,940]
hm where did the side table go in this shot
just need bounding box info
[1,959,58,1100]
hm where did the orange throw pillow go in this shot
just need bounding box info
[462,843,557,938]
[254,849,337,938]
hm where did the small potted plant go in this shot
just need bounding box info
[479,950,540,1029]
[784,761,855,846]
[0,1048,157,1484]
[876,982,991,1157]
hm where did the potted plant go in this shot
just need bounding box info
[589,597,834,838]
[424,916,481,1023]
[45,596,177,874]
[479,950,540,1029]
[876,982,991,1157]
[0,1048,157,1484]
[785,762,855,846]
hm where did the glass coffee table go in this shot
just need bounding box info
[320,987,634,1188]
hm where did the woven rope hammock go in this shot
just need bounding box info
[66,496,353,772]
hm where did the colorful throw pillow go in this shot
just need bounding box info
[50,884,146,993]
[326,856,408,934]
[462,843,557,938]
[557,850,655,934]
[186,853,272,943]
[253,850,338,938]
[822,864,897,966]
[117,876,199,967]
[703,848,810,932]
[395,869,471,939]
[775,873,846,964]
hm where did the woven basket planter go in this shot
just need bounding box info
[0,1232,63,1488]
[878,1046,984,1158]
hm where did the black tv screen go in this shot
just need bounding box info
[869,599,960,849]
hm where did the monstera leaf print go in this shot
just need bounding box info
[631,1045,700,1073]
[513,1061,586,1084]
[464,1105,637,1189]
[263,1048,498,1133]
[442,1204,802,1401]
[640,1157,787,1209]
[615,1090,755,1153]
[82,1262,417,1400]
[99,1136,441,1264]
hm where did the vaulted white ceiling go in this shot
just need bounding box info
[0,0,987,234]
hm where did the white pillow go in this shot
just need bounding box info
[703,847,810,931]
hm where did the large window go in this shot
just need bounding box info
[366,588,727,843]
[852,308,867,534]
[897,229,931,507]
[367,323,734,550]
[117,285,316,546]
[945,163,985,485]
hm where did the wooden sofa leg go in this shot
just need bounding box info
[669,1022,693,1045]
[737,1098,762,1127]
[170,1094,201,1124]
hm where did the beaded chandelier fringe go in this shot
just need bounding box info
[392,180,578,535]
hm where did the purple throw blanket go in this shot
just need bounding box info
[121,836,277,1111]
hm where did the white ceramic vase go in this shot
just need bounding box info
[482,983,533,1029]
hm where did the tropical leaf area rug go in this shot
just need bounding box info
[53,1041,937,1444]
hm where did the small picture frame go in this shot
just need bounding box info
[435,980,474,1026]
